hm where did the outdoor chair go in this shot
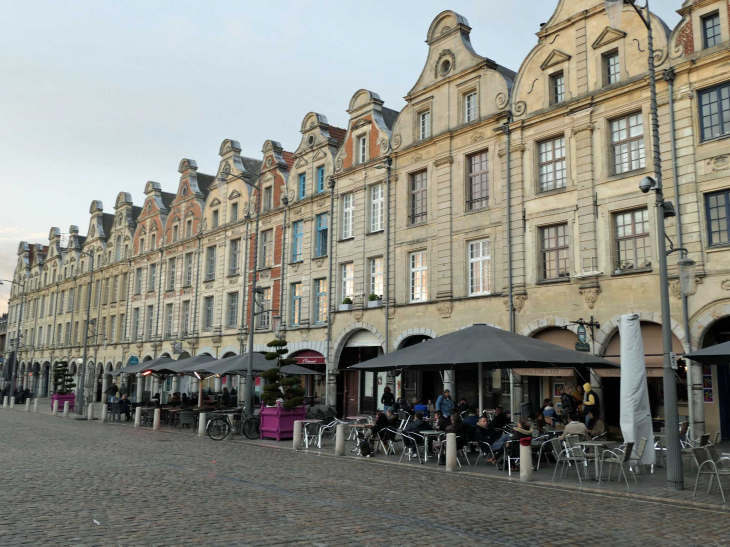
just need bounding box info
[537,438,557,470]
[374,428,398,457]
[399,431,426,464]
[178,411,196,430]
[628,437,649,480]
[598,441,635,489]
[303,422,320,448]
[109,402,122,422]
[501,440,520,476]
[437,434,470,467]
[141,409,154,428]
[591,431,607,441]
[551,438,588,484]
[692,446,730,503]
[474,441,496,466]
[317,418,347,448]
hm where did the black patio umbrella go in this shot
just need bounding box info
[195,353,270,377]
[280,364,323,376]
[144,354,216,375]
[111,356,174,377]
[684,341,730,365]
[348,324,618,371]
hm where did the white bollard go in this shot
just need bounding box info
[101,404,108,423]
[445,433,457,472]
[293,420,303,451]
[33,399,39,414]
[520,440,533,482]
[198,412,207,437]
[63,401,69,417]
[25,399,30,412]
[52,400,59,416]
[153,408,161,430]
[87,403,94,421]
[134,407,142,428]
[335,424,346,456]
[2,396,7,408]
[9,397,15,409]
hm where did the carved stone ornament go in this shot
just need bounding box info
[291,263,301,273]
[571,123,595,136]
[259,269,270,280]
[261,218,272,227]
[470,131,485,143]
[707,155,730,172]
[301,330,309,340]
[314,258,326,268]
[434,49,456,78]
[513,295,526,312]
[495,92,508,110]
[513,101,527,116]
[353,310,364,322]
[579,287,600,309]
[392,134,402,150]
[437,301,453,319]
[388,306,395,319]
[335,156,343,172]
[434,156,453,167]
[722,278,730,291]
[413,153,424,163]
[670,278,700,299]
[228,277,238,285]
[379,137,389,155]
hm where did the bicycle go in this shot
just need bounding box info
[206,407,260,441]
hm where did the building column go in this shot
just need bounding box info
[101,374,109,402]
[213,377,222,393]
[136,373,144,403]
[171,376,180,395]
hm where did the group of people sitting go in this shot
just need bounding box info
[2,385,33,405]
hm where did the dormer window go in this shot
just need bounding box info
[703,12,721,49]
[150,234,156,250]
[299,173,306,199]
[358,136,367,164]
[139,237,145,253]
[172,224,179,242]
[464,92,478,122]
[182,185,188,197]
[604,51,620,85]
[212,209,219,229]
[186,219,193,238]
[550,72,564,105]
[419,111,431,140]
[147,203,152,212]
[263,187,273,211]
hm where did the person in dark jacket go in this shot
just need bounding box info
[402,412,429,453]
[475,416,497,447]
[445,412,472,437]
[119,394,132,421]
[489,406,510,430]
[560,385,576,422]
[380,386,395,412]
[434,410,450,432]
[222,387,230,406]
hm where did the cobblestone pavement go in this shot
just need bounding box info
[2,410,729,547]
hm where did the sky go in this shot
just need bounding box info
[0,1,681,314]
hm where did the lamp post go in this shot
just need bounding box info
[1,277,26,399]
[75,251,95,415]
[605,0,684,490]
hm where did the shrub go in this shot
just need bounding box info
[53,361,76,395]
[368,294,379,301]
[261,338,304,410]
[342,297,353,305]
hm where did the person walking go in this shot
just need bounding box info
[435,389,454,417]
[380,386,395,412]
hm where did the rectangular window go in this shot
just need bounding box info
[139,238,145,254]
[409,251,428,302]
[227,292,238,328]
[290,283,302,326]
[230,202,239,222]
[341,263,354,301]
[148,264,157,291]
[68,288,74,312]
[551,72,564,104]
[358,136,367,164]
[212,209,219,229]
[59,291,65,312]
[121,273,128,301]
[317,166,325,193]
[611,113,645,174]
[101,317,107,343]
[135,268,143,295]
[604,51,620,85]
[119,313,125,341]
[314,278,327,324]
[205,246,216,280]
[57,324,62,347]
[468,240,491,296]
[150,234,156,251]
[420,111,431,140]
[370,257,383,297]
[168,258,176,290]
[172,224,179,242]
[257,288,271,330]
[229,239,241,275]
[299,173,306,199]
[260,229,273,268]
[315,213,328,257]
[184,253,193,286]
[342,194,354,239]
[185,219,193,238]
[370,184,384,232]
[291,221,303,262]
[146,305,154,339]
[410,170,427,225]
[65,322,71,346]
[132,308,140,340]
[72,323,77,345]
[538,137,567,192]
[40,296,45,317]
[703,12,722,49]
[204,296,214,329]
[111,275,119,303]
[615,209,651,270]
[94,280,101,307]
[541,224,570,280]
[102,279,109,305]
[467,151,489,210]
[699,83,730,141]
[38,327,43,348]
[109,316,116,343]
[50,294,55,315]
[464,92,478,122]
[181,301,191,336]
[263,187,273,211]
[706,190,730,246]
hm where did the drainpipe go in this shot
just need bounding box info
[665,67,703,438]
[278,198,289,336]
[384,156,392,358]
[153,249,163,359]
[325,175,336,407]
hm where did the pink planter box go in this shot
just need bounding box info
[51,393,76,412]
[259,403,306,441]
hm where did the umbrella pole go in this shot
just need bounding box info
[198,379,203,411]
[478,364,484,415]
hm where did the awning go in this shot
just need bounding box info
[513,368,574,377]
[195,353,270,376]
[111,356,173,377]
[144,354,216,375]
[593,366,664,378]
[281,364,323,376]
[685,340,730,365]
[291,350,325,365]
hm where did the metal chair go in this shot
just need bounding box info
[502,440,520,476]
[178,411,196,430]
[399,431,426,463]
[599,441,635,490]
[537,437,557,470]
[628,437,649,480]
[303,422,319,448]
[692,447,730,503]
[437,434,470,467]
[474,441,496,466]
[109,402,122,422]
[551,438,588,483]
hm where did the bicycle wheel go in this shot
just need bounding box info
[242,417,260,440]
[207,417,231,441]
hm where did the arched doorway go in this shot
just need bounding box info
[41,362,51,397]
[398,335,436,405]
[95,363,105,402]
[699,316,730,440]
[337,329,384,416]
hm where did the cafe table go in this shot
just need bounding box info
[346,416,372,440]
[576,440,610,480]
[418,430,442,463]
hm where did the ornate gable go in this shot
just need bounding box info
[540,49,572,71]
[592,27,627,49]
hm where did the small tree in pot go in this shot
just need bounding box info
[53,361,76,395]
[260,338,304,410]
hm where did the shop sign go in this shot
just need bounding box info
[513,368,573,377]
[577,325,587,342]
[129,356,139,366]
[173,342,183,355]
[575,341,590,352]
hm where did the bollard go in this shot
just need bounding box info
[152,408,161,431]
[87,403,94,421]
[9,397,15,409]
[33,399,39,414]
[445,432,457,472]
[52,400,59,416]
[519,438,533,483]
[63,401,69,418]
[198,413,207,437]
[134,407,142,428]
[25,399,31,412]
[335,424,346,456]
[101,404,108,423]
[293,420,303,451]
[2,396,7,409]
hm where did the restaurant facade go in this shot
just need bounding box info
[5,0,730,438]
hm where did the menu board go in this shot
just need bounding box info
[702,364,714,404]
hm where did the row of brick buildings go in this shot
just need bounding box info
[4,0,730,437]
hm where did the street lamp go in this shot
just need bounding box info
[1,278,26,400]
[608,0,685,490]
[73,250,96,415]
[677,257,697,297]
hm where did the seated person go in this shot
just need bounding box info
[542,401,556,419]
[427,399,436,414]
[488,418,533,466]
[230,387,237,396]
[489,405,510,431]
[534,412,547,433]
[222,387,231,406]
[437,413,472,464]
[456,398,470,415]
[559,412,588,441]
[463,408,479,427]
[403,412,429,451]
[386,408,400,430]
[169,393,181,405]
[119,394,132,421]
[474,415,497,448]
[399,398,413,414]
[370,411,390,440]
[180,393,191,407]
[433,410,450,432]
[413,399,429,417]
[586,410,606,438]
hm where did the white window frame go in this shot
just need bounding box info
[358,135,367,164]
[370,184,384,232]
[260,229,273,268]
[341,263,354,301]
[342,194,354,239]
[229,239,241,275]
[419,110,431,140]
[468,239,491,296]
[167,258,176,290]
[227,292,238,328]
[204,296,214,330]
[409,251,428,302]
[165,304,173,337]
[464,92,478,123]
[370,257,384,297]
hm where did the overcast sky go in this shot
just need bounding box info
[0,1,680,314]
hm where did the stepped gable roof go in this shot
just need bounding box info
[102,213,115,239]
[282,151,295,170]
[382,107,400,131]
[161,191,177,210]
[328,126,348,145]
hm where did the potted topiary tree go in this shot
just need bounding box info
[367,293,381,308]
[339,297,353,311]
[51,361,76,411]
[258,338,307,441]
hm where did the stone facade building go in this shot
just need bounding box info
[5,0,730,438]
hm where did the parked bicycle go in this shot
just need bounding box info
[206,407,260,441]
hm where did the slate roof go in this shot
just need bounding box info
[197,173,215,197]
[102,213,115,240]
[161,192,177,211]
[382,107,400,131]
[132,206,142,219]
[241,156,262,177]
